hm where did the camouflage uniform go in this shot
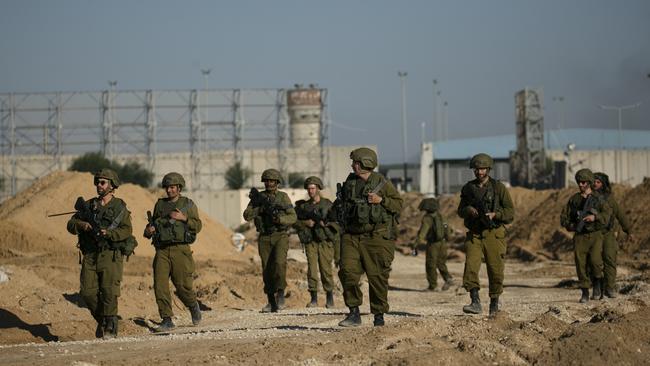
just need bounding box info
[332,148,403,327]
[67,169,135,338]
[560,169,612,302]
[594,172,630,296]
[415,198,452,290]
[243,169,297,312]
[457,153,514,315]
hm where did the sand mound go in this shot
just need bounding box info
[0,171,239,260]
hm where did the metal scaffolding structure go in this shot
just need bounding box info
[0,87,329,198]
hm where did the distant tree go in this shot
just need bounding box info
[69,152,153,188]
[288,173,305,189]
[225,162,253,190]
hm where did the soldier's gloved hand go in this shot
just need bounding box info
[169,208,187,222]
[76,221,92,232]
[467,207,479,218]
[306,219,315,228]
[486,212,496,220]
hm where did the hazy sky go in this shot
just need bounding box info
[1,0,649,163]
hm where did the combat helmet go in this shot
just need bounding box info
[261,168,283,183]
[593,172,611,193]
[469,153,493,169]
[418,198,439,212]
[162,172,185,189]
[304,176,323,189]
[575,168,594,184]
[94,168,121,188]
[350,147,378,170]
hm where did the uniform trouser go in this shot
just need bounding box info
[338,232,395,314]
[258,232,289,295]
[574,231,604,289]
[305,240,335,292]
[462,226,506,299]
[426,240,451,288]
[153,244,197,318]
[602,231,618,291]
[80,249,124,319]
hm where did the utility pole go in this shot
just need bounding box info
[599,102,642,182]
[398,71,408,191]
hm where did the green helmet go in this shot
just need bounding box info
[350,147,378,170]
[469,153,493,169]
[94,168,121,188]
[261,168,282,183]
[575,168,594,184]
[162,172,185,188]
[303,176,323,189]
[418,198,439,212]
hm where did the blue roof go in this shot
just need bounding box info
[433,128,650,160]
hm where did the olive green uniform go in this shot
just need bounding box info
[243,190,297,295]
[416,212,451,289]
[333,172,403,315]
[149,196,202,319]
[457,177,514,299]
[294,197,338,293]
[67,197,133,320]
[601,194,631,291]
[560,192,612,289]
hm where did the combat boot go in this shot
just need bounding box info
[155,317,175,332]
[261,293,278,313]
[338,306,361,327]
[462,288,482,314]
[373,313,385,327]
[489,297,499,317]
[306,291,318,308]
[189,302,202,326]
[276,289,286,310]
[325,291,335,309]
[591,279,602,300]
[94,315,105,338]
[604,287,617,298]
[442,277,454,291]
[579,288,590,303]
[102,316,118,339]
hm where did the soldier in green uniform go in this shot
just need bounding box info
[243,169,297,312]
[67,169,135,339]
[415,198,453,291]
[593,172,633,298]
[294,176,339,308]
[561,168,612,303]
[457,153,514,316]
[331,147,403,327]
[144,172,202,332]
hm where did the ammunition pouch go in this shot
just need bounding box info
[297,229,313,244]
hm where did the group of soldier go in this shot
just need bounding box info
[65,146,632,339]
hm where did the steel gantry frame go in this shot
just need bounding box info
[0,87,329,198]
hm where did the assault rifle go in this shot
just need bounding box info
[575,194,598,233]
[295,202,329,227]
[249,187,292,218]
[469,185,498,230]
[73,196,104,241]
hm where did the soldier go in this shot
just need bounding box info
[67,169,135,339]
[294,176,339,308]
[560,168,611,303]
[243,169,297,312]
[144,172,202,332]
[457,153,514,316]
[415,198,454,291]
[332,147,403,327]
[593,172,633,298]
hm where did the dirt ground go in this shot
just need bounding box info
[1,172,650,365]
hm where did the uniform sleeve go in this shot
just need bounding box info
[106,207,133,242]
[560,198,574,231]
[186,201,202,234]
[457,185,475,219]
[416,215,433,245]
[277,194,297,226]
[243,200,259,222]
[67,213,84,235]
[494,183,514,224]
[379,180,403,214]
[594,197,612,227]
[610,197,632,234]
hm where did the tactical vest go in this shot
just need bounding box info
[567,193,606,233]
[153,197,197,245]
[340,174,392,234]
[295,198,333,243]
[463,178,503,232]
[253,191,291,235]
[76,197,131,254]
